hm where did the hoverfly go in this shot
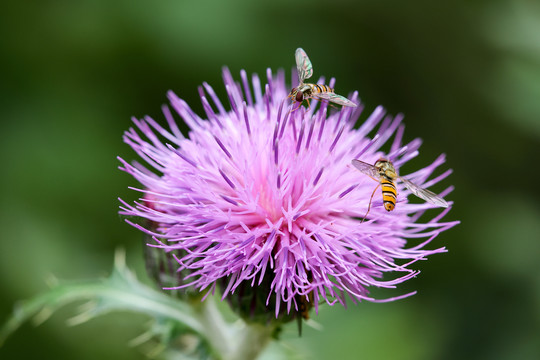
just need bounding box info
[351,158,448,220]
[288,48,357,111]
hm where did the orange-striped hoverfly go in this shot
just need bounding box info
[351,159,448,220]
[288,48,357,111]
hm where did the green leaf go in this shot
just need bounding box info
[0,249,204,347]
[1,249,280,360]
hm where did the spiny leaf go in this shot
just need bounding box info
[0,249,204,346]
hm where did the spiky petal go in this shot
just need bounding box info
[119,67,458,319]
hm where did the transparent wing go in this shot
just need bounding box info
[400,177,448,208]
[295,48,313,83]
[312,92,357,107]
[351,159,380,179]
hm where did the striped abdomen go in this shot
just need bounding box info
[308,83,333,94]
[381,178,397,211]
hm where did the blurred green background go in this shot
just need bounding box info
[1,0,539,359]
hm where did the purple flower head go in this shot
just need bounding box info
[119,66,458,321]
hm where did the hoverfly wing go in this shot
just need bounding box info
[313,92,357,107]
[351,159,380,180]
[400,177,448,208]
[295,48,313,84]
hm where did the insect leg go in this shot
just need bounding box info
[362,183,380,223]
[311,95,336,110]
[329,102,339,110]
[287,100,302,114]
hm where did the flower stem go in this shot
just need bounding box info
[192,298,233,358]
[190,297,275,360]
[228,322,276,360]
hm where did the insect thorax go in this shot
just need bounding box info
[375,159,398,180]
[299,84,313,94]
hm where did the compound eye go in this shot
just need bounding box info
[295,91,303,103]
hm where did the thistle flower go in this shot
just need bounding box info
[119,66,457,323]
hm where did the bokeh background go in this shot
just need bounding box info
[1,0,539,359]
